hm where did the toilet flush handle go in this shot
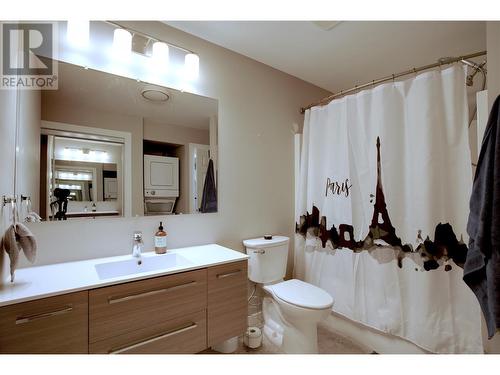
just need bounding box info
[253,249,265,254]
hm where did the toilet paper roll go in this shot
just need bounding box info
[244,326,262,349]
[212,336,238,353]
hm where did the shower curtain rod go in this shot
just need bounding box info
[300,50,487,114]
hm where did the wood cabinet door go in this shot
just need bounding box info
[89,268,207,343]
[90,310,207,354]
[0,291,89,354]
[207,260,248,346]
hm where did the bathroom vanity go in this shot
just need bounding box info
[0,244,248,354]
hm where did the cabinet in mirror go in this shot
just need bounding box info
[14,59,218,222]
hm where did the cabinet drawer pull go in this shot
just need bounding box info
[216,270,242,279]
[16,305,73,325]
[108,281,197,304]
[109,322,198,354]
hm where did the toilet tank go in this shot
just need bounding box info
[243,236,289,284]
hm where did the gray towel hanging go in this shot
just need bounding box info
[200,159,217,213]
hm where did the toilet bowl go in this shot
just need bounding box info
[243,236,334,354]
[262,279,333,353]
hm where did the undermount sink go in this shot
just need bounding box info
[94,253,192,280]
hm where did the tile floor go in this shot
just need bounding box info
[202,323,367,354]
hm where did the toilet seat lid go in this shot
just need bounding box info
[268,279,333,310]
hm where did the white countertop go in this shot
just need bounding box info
[0,244,249,307]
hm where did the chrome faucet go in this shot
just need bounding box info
[132,231,143,258]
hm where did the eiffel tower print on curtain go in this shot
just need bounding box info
[296,137,468,272]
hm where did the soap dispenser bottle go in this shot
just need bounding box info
[154,222,167,254]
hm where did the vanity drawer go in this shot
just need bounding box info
[89,268,207,343]
[207,260,248,346]
[90,309,207,354]
[0,291,89,354]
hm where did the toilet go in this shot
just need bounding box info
[243,236,334,354]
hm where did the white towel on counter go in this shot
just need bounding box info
[0,223,37,282]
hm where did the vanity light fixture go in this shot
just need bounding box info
[62,147,77,159]
[113,28,133,57]
[62,147,109,162]
[105,22,199,80]
[56,171,93,181]
[57,184,82,191]
[66,20,90,48]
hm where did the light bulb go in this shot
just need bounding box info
[113,28,132,57]
[63,147,71,159]
[100,151,109,162]
[184,53,199,80]
[67,20,89,48]
[69,148,82,160]
[152,41,169,68]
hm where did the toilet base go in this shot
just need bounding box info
[262,297,324,354]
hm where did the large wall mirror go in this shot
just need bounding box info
[15,59,218,222]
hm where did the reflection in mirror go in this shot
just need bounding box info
[41,134,124,220]
[15,59,218,222]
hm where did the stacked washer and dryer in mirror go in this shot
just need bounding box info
[144,155,179,215]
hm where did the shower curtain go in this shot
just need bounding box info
[295,65,483,353]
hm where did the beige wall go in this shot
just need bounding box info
[0,85,18,282]
[19,21,329,267]
[16,90,41,214]
[143,119,209,145]
[42,99,144,216]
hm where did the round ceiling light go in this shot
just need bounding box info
[140,88,170,103]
